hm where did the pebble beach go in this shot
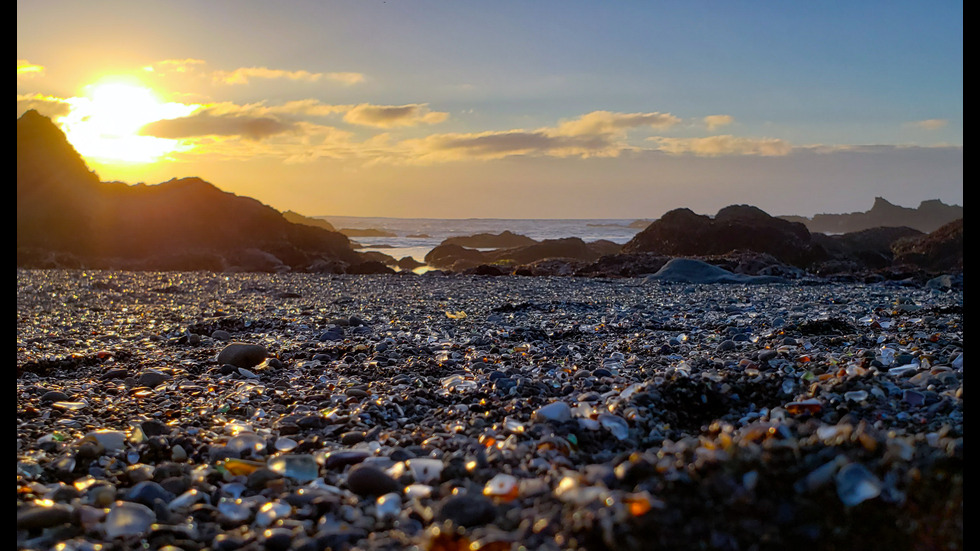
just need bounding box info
[16,269,963,550]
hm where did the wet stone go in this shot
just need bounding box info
[17,504,73,530]
[40,390,71,404]
[15,270,965,550]
[216,343,269,368]
[346,464,401,497]
[437,493,497,527]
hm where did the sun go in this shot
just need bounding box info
[59,77,198,164]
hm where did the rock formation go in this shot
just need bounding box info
[622,205,827,268]
[17,110,366,272]
[779,197,962,234]
[441,231,538,249]
[891,219,963,272]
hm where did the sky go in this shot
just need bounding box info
[17,1,962,219]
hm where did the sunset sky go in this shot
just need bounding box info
[17,1,962,219]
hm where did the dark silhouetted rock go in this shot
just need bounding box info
[17,110,362,272]
[811,226,924,271]
[425,244,488,270]
[396,256,426,271]
[576,253,673,277]
[779,197,962,234]
[891,219,963,272]
[442,231,538,248]
[623,205,827,268]
[282,211,336,232]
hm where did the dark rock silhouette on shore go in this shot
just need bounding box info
[779,196,962,234]
[424,237,622,271]
[442,230,538,248]
[17,110,375,273]
[891,219,963,272]
[282,210,337,232]
[622,205,828,268]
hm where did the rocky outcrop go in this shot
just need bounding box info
[622,205,827,268]
[282,211,336,232]
[424,237,619,271]
[17,110,364,273]
[442,231,537,248]
[891,219,963,272]
[810,226,924,273]
[780,197,962,234]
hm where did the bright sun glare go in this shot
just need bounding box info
[60,77,197,164]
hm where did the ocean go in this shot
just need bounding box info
[317,216,647,267]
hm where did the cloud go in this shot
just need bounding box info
[139,111,297,141]
[907,119,949,130]
[703,115,734,130]
[343,103,449,128]
[17,59,45,79]
[17,93,71,119]
[213,66,364,85]
[649,135,793,156]
[396,110,684,162]
[324,72,366,85]
[404,130,615,162]
[555,110,681,136]
[144,58,207,75]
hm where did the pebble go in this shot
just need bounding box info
[437,493,497,527]
[216,343,269,368]
[346,464,401,496]
[103,501,156,538]
[533,401,572,423]
[16,504,73,530]
[15,270,963,550]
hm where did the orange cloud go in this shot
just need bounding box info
[213,66,364,85]
[650,135,793,156]
[343,103,449,128]
[397,110,683,162]
[703,115,734,130]
[555,110,681,136]
[17,59,44,79]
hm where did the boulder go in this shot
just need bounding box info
[623,205,827,268]
[644,258,787,284]
[442,230,537,248]
[891,219,963,272]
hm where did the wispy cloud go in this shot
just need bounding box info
[143,58,207,75]
[907,119,949,130]
[397,110,683,162]
[17,59,44,79]
[213,66,364,85]
[555,110,681,136]
[139,111,298,141]
[703,115,734,130]
[649,135,793,156]
[343,103,449,128]
[17,93,71,118]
